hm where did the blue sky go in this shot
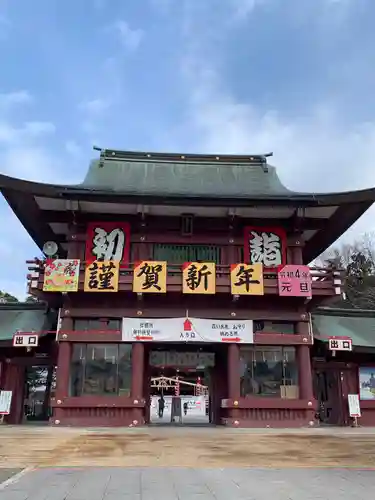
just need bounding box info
[1,0,375,298]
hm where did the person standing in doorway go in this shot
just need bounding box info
[158,394,165,418]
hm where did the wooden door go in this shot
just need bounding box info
[314,368,344,425]
[314,365,358,426]
[339,367,358,426]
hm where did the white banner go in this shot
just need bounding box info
[0,391,12,415]
[348,394,361,418]
[122,317,253,343]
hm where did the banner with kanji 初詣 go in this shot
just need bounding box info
[85,222,130,267]
[133,261,167,293]
[84,260,119,292]
[277,264,312,298]
[230,263,264,295]
[182,262,216,294]
[43,259,80,292]
[244,226,287,268]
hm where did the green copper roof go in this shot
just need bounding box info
[0,304,52,341]
[80,156,296,198]
[313,309,375,348]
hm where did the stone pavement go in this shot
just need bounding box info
[2,426,375,468]
[1,466,375,500]
[0,470,22,486]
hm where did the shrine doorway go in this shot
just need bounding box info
[145,344,227,426]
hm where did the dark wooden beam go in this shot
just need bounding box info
[60,307,307,322]
[2,189,67,252]
[304,201,373,262]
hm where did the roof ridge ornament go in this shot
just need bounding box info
[93,145,273,170]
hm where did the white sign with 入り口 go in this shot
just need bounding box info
[122,317,254,343]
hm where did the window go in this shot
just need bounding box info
[70,344,132,397]
[73,319,121,331]
[153,244,222,264]
[240,346,298,398]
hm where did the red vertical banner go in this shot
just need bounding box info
[244,226,287,268]
[85,222,131,267]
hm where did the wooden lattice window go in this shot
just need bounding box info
[152,244,222,264]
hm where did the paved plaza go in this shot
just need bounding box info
[1,427,375,499]
[1,466,375,500]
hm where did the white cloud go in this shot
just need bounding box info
[0,89,68,183]
[175,54,375,248]
[0,90,32,108]
[150,0,173,13]
[0,120,55,144]
[65,140,82,156]
[182,60,375,194]
[22,121,56,136]
[114,20,144,51]
[80,98,111,115]
[0,117,59,181]
[230,0,267,19]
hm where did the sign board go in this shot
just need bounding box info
[85,222,131,267]
[13,332,39,347]
[244,226,287,268]
[230,263,264,295]
[122,317,254,343]
[359,367,375,400]
[84,260,119,292]
[328,337,352,352]
[182,262,216,294]
[348,394,361,418]
[277,264,312,298]
[0,391,12,415]
[43,259,80,292]
[133,261,167,294]
[150,396,207,419]
[150,351,215,368]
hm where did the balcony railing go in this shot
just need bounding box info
[26,260,342,297]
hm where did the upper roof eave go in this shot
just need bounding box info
[2,172,375,207]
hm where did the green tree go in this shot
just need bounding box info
[25,295,39,303]
[318,234,375,309]
[0,291,19,303]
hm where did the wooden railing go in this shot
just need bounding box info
[26,260,342,296]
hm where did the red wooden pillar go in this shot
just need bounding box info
[291,233,314,403]
[228,343,241,399]
[3,362,25,424]
[142,345,151,424]
[297,343,314,401]
[227,343,241,422]
[131,342,145,424]
[53,341,72,423]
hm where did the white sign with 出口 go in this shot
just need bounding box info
[13,333,39,347]
[328,338,352,351]
[122,317,254,343]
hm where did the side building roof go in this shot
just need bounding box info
[313,307,375,349]
[0,302,56,342]
[1,149,375,262]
